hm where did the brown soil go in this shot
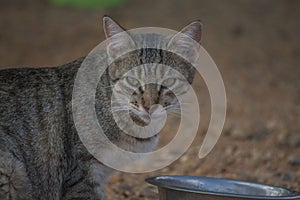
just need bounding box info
[0,0,299,199]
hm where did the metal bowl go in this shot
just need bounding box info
[146,176,300,200]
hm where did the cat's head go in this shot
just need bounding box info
[103,16,202,128]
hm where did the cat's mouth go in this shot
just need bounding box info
[133,133,158,142]
[129,111,151,127]
[129,104,166,127]
[127,110,160,141]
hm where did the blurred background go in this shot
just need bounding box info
[0,0,299,199]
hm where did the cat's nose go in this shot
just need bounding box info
[143,105,151,113]
[144,104,160,115]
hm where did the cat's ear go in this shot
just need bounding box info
[167,20,202,64]
[103,16,135,59]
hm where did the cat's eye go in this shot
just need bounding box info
[126,77,140,87]
[162,78,176,87]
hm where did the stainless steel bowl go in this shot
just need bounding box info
[146,176,300,200]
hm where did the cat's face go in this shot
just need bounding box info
[111,63,191,127]
[103,17,202,128]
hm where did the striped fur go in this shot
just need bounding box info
[0,17,201,199]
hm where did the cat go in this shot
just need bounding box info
[0,16,202,200]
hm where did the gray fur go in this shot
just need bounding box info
[0,59,110,199]
[0,17,202,199]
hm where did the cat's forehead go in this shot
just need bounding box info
[109,48,195,83]
[125,63,184,80]
[129,33,170,48]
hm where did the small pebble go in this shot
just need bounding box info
[237,172,258,182]
[119,184,134,198]
[277,132,288,146]
[251,126,270,141]
[279,172,297,182]
[288,155,300,165]
[230,126,250,140]
[289,133,300,147]
[138,186,157,198]
[225,145,238,156]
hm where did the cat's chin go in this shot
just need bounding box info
[133,133,159,142]
[129,111,151,127]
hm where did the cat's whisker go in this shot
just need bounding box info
[168,108,181,114]
[97,84,115,89]
[111,108,130,113]
[111,105,131,109]
[168,111,182,118]
[111,102,129,106]
[166,107,191,118]
[163,104,180,111]
[111,98,130,102]
[168,112,190,119]
[111,100,130,104]
[111,106,131,112]
[129,104,140,110]
[178,102,193,105]
[111,97,129,100]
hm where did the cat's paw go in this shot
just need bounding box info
[0,150,32,200]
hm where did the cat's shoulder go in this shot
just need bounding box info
[0,57,85,83]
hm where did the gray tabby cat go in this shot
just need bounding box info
[0,16,202,199]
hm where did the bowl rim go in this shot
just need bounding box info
[146,175,300,199]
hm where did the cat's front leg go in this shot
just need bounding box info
[62,159,113,200]
[0,149,33,200]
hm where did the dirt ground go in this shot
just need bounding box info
[0,0,299,199]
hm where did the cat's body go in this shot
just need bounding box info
[0,17,202,199]
[0,58,112,199]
